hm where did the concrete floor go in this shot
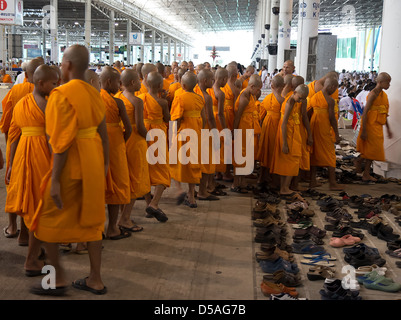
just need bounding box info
[1,121,401,301]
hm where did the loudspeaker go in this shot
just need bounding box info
[265,24,270,30]
[272,7,279,15]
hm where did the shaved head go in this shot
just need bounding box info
[156,62,165,75]
[181,71,198,91]
[292,76,305,90]
[284,74,293,86]
[85,69,100,91]
[121,69,140,87]
[227,64,238,78]
[295,84,309,98]
[271,75,285,89]
[62,44,89,73]
[248,74,262,87]
[324,76,339,88]
[215,67,228,80]
[146,71,163,90]
[177,67,187,80]
[100,66,120,83]
[142,63,157,79]
[377,72,391,83]
[136,63,144,79]
[283,60,295,76]
[33,64,59,85]
[197,69,214,82]
[26,58,44,78]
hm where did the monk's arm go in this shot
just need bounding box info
[160,100,171,124]
[50,150,69,209]
[6,137,20,182]
[97,117,110,177]
[301,100,313,145]
[205,96,217,129]
[328,98,340,143]
[217,90,227,129]
[233,93,249,130]
[360,91,378,140]
[281,100,294,154]
[134,100,148,139]
[116,98,132,142]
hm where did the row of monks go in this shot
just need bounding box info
[0,44,392,296]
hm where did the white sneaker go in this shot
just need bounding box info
[270,293,307,300]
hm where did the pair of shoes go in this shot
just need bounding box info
[357,271,401,292]
[354,264,387,277]
[105,228,132,240]
[319,279,362,300]
[332,225,364,240]
[307,265,336,281]
[259,257,299,274]
[3,227,20,238]
[291,240,325,255]
[343,245,386,268]
[270,293,306,300]
[263,270,301,287]
[145,206,168,222]
[260,280,298,297]
[300,254,335,267]
[329,235,361,248]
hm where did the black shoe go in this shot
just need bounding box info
[319,279,362,300]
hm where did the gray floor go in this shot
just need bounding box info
[1,123,401,301]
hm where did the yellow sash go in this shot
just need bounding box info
[21,126,46,136]
[76,126,97,139]
[183,110,201,118]
[144,118,163,125]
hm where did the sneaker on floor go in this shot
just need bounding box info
[319,279,362,300]
[270,293,307,300]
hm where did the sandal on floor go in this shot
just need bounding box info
[119,224,144,233]
[3,227,20,238]
[72,277,107,295]
[197,194,220,201]
[307,266,336,281]
[230,186,248,194]
[210,188,227,196]
[300,256,335,267]
[105,228,132,240]
[183,199,198,208]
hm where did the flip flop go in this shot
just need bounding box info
[72,277,107,295]
[106,228,132,240]
[145,206,168,222]
[30,284,68,296]
[230,186,248,194]
[210,188,227,196]
[176,192,187,205]
[183,199,198,208]
[25,269,43,277]
[3,227,19,238]
[119,224,144,233]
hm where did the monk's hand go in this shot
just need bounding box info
[282,144,289,154]
[5,166,11,184]
[50,179,63,209]
[307,135,313,146]
[335,135,342,144]
[160,90,168,99]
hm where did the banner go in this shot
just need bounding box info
[129,32,144,45]
[0,0,23,26]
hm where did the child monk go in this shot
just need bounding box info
[2,58,43,243]
[309,77,343,190]
[270,83,309,200]
[100,66,132,239]
[115,69,151,232]
[356,72,392,183]
[167,67,186,107]
[139,71,170,222]
[239,65,256,90]
[208,67,229,189]
[5,65,58,276]
[231,74,262,193]
[30,44,109,295]
[257,75,285,184]
[169,71,204,207]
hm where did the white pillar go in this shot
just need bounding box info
[370,25,376,71]
[167,37,171,65]
[263,0,272,61]
[258,0,265,61]
[85,0,91,54]
[126,19,132,66]
[50,0,58,63]
[174,39,177,62]
[109,10,115,65]
[140,24,145,63]
[277,0,293,70]
[268,0,280,73]
[160,33,164,63]
[296,0,320,80]
[0,26,6,65]
[379,0,401,167]
[151,29,155,62]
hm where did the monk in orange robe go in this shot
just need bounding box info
[139,71,170,222]
[309,77,343,190]
[239,65,255,90]
[156,62,170,93]
[231,74,262,193]
[170,71,204,207]
[30,45,109,296]
[5,65,58,276]
[165,66,175,84]
[114,60,123,74]
[1,58,43,242]
[167,67,186,107]
[356,72,392,182]
[195,69,220,201]
[1,69,12,83]
[270,83,309,199]
[115,69,151,232]
[195,63,205,75]
[207,67,229,187]
[257,75,285,184]
[100,67,132,240]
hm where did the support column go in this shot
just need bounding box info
[259,0,266,61]
[263,0,272,61]
[167,37,171,65]
[268,0,280,73]
[85,0,91,54]
[109,10,115,65]
[370,25,376,71]
[174,39,177,63]
[126,18,132,66]
[160,33,164,63]
[140,24,145,63]
[151,29,155,63]
[42,28,46,61]
[379,0,401,169]
[0,26,6,65]
[296,0,320,80]
[50,0,58,63]
[277,0,293,70]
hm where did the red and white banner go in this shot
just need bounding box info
[0,0,23,26]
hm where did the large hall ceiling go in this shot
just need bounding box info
[19,0,384,45]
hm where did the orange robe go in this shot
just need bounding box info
[242,78,249,90]
[270,93,302,177]
[222,83,236,131]
[114,91,151,199]
[3,74,12,83]
[100,89,130,205]
[135,81,148,96]
[139,93,171,187]
[257,93,282,169]
[309,91,336,168]
[169,91,203,184]
[5,93,51,230]
[356,91,389,161]
[194,85,215,175]
[234,89,261,168]
[166,74,175,84]
[167,82,182,103]
[163,79,170,92]
[31,80,106,243]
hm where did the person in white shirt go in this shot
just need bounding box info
[14,62,27,84]
[95,65,102,75]
[339,94,354,120]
